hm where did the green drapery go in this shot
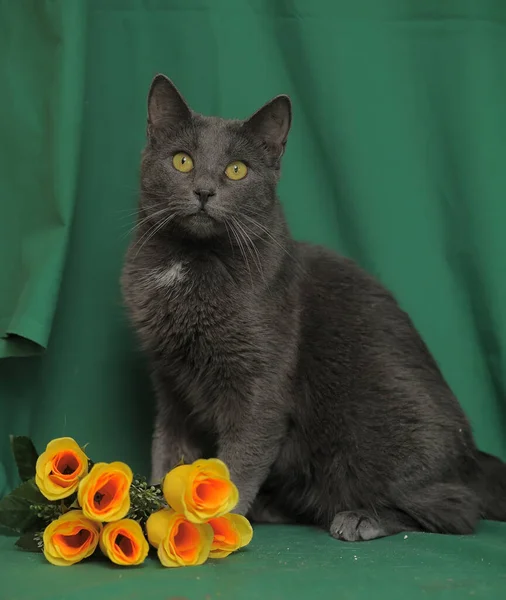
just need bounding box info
[0,0,86,358]
[1,1,506,598]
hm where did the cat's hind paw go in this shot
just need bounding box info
[330,510,384,541]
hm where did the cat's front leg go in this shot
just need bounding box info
[150,394,202,484]
[151,421,200,484]
[217,387,286,515]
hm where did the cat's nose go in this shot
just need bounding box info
[194,189,215,209]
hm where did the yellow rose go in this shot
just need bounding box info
[35,437,89,500]
[208,513,253,558]
[78,462,132,522]
[43,510,101,566]
[162,458,238,523]
[99,519,149,566]
[146,508,213,568]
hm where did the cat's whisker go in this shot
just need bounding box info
[228,218,252,286]
[121,207,174,241]
[133,212,177,256]
[133,214,174,256]
[229,217,254,288]
[131,221,161,255]
[120,209,161,233]
[231,217,268,290]
[231,217,256,268]
[223,221,236,262]
[239,213,303,273]
[140,187,171,196]
[116,209,142,218]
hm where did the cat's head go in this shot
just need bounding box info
[139,74,291,241]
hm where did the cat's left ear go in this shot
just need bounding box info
[244,95,292,158]
[147,74,192,133]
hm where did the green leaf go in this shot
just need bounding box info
[10,436,39,482]
[15,532,43,553]
[0,479,49,533]
[68,496,80,509]
[0,494,41,533]
[10,479,47,504]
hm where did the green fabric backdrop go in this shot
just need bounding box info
[0,0,86,358]
[1,1,506,598]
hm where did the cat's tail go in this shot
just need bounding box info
[475,450,506,521]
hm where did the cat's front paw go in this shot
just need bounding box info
[229,479,254,516]
[225,471,256,516]
[233,499,250,517]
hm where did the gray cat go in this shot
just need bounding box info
[121,74,506,541]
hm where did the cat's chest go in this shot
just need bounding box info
[142,261,248,356]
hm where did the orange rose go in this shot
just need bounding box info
[78,462,132,522]
[99,519,149,566]
[35,437,89,500]
[208,513,253,558]
[162,458,238,523]
[43,510,101,566]
[146,508,213,568]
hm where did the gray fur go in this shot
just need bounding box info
[121,75,506,539]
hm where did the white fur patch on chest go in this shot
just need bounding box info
[151,262,186,288]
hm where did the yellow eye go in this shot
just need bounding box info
[225,161,248,181]
[172,152,194,173]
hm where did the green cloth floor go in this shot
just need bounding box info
[2,524,506,600]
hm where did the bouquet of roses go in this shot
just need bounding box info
[0,436,252,567]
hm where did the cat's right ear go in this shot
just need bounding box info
[147,74,191,134]
[244,95,292,160]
